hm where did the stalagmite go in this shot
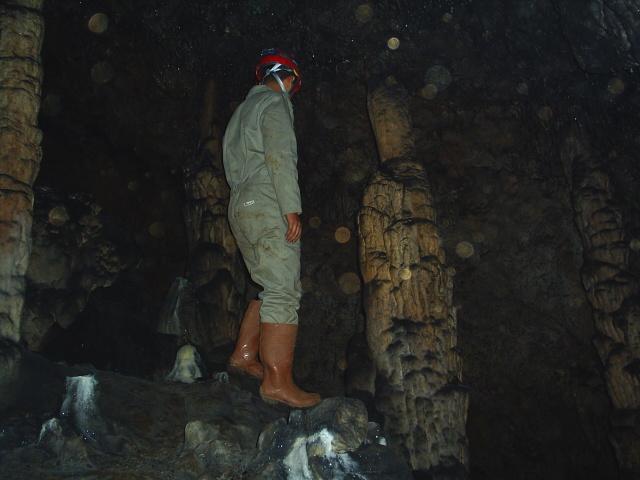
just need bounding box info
[0,0,45,342]
[180,79,242,351]
[561,122,640,476]
[358,78,468,474]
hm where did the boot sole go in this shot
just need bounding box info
[227,364,263,380]
[259,388,320,409]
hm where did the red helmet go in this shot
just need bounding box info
[255,48,302,95]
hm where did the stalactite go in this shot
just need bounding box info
[358,77,469,475]
[0,0,45,342]
[181,79,242,352]
[561,120,640,476]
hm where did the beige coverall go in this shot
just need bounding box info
[222,84,302,325]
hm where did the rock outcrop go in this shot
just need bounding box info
[0,349,412,479]
[358,77,468,475]
[561,118,640,476]
[0,0,44,341]
[21,187,128,350]
[175,79,245,357]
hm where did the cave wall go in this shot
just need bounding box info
[561,117,640,475]
[359,78,468,474]
[28,1,640,478]
[0,0,44,342]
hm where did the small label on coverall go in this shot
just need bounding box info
[243,200,255,207]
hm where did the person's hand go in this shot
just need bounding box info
[284,212,302,243]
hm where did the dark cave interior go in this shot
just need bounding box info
[1,1,640,479]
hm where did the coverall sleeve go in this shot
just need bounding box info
[260,98,302,216]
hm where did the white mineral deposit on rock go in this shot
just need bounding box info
[425,65,452,91]
[166,344,204,384]
[387,37,400,50]
[38,417,62,443]
[48,206,70,226]
[355,4,373,23]
[283,428,364,480]
[335,226,352,244]
[608,77,625,95]
[60,374,99,440]
[455,241,475,259]
[87,13,109,34]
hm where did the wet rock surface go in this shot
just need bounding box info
[0,348,411,479]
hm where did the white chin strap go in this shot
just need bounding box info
[263,63,289,95]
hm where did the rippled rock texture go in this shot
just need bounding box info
[359,78,468,476]
[0,0,44,341]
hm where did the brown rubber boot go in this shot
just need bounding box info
[259,323,321,408]
[228,299,264,380]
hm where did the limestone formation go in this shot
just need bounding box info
[180,79,243,354]
[22,189,128,350]
[561,122,640,475]
[358,79,468,474]
[247,397,411,479]
[0,0,45,342]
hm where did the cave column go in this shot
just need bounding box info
[358,77,469,475]
[561,121,640,475]
[0,0,45,342]
[180,79,242,350]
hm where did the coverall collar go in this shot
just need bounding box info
[247,84,273,98]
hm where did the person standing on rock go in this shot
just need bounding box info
[223,48,320,408]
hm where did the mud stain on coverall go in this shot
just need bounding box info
[222,84,302,325]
